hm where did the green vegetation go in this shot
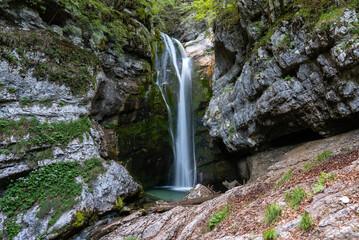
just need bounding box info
[0,28,100,95]
[22,0,178,54]
[264,203,282,226]
[317,150,333,162]
[72,211,86,227]
[0,117,92,157]
[0,162,82,221]
[179,0,238,27]
[284,75,292,81]
[263,227,277,240]
[285,186,306,210]
[113,196,124,211]
[312,172,335,193]
[3,219,21,240]
[229,125,235,134]
[304,150,332,171]
[0,159,105,237]
[81,158,106,184]
[275,170,293,189]
[208,204,231,230]
[314,7,345,31]
[116,86,170,188]
[299,211,314,231]
[20,97,32,105]
[252,0,358,54]
[277,33,291,49]
[7,87,16,93]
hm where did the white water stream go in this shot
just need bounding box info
[154,33,196,189]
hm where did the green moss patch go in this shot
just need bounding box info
[0,117,92,158]
[0,28,100,95]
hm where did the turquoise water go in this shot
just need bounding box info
[146,187,190,202]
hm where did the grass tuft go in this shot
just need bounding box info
[264,203,282,226]
[299,211,314,231]
[285,185,306,210]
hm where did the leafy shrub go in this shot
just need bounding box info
[285,186,306,210]
[263,227,277,240]
[312,172,335,193]
[299,211,314,231]
[208,204,231,230]
[264,203,282,226]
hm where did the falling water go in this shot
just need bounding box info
[154,33,196,189]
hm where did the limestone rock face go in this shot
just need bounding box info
[204,7,359,153]
[0,0,148,239]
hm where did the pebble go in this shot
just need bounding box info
[340,196,350,204]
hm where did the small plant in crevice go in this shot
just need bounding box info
[304,150,333,171]
[7,87,16,93]
[312,172,335,193]
[264,203,282,226]
[208,204,231,230]
[317,150,333,162]
[285,185,306,210]
[299,211,314,231]
[124,237,139,240]
[284,75,292,81]
[263,227,277,240]
[20,97,32,105]
[275,170,292,189]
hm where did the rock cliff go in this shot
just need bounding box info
[0,0,156,238]
[205,0,359,155]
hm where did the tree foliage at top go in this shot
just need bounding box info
[189,0,238,24]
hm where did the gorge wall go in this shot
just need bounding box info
[0,0,160,238]
[0,0,359,239]
[204,0,359,184]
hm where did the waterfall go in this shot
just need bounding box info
[154,33,196,189]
